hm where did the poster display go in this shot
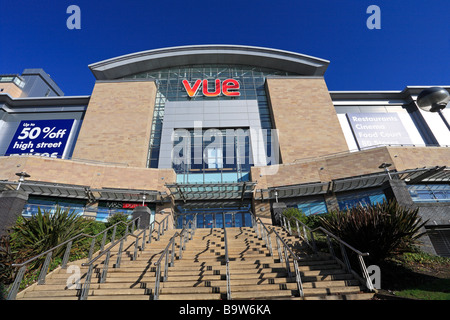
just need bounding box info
[346,113,412,148]
[6,119,74,158]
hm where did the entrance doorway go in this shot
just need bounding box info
[176,208,253,229]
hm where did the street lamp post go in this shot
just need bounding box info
[379,163,392,179]
[15,171,30,190]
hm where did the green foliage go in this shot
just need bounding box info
[282,207,328,229]
[0,235,16,291]
[402,250,450,265]
[319,200,427,264]
[1,206,103,294]
[70,220,106,261]
[305,213,328,229]
[9,206,91,269]
[282,207,307,227]
[105,212,130,239]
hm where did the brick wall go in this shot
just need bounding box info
[0,156,176,192]
[251,146,450,190]
[72,80,157,168]
[266,77,348,163]
[0,83,23,98]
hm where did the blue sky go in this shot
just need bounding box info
[1,0,449,96]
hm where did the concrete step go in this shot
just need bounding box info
[301,292,375,300]
[158,293,222,300]
[15,226,373,301]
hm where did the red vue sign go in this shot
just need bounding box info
[182,79,240,97]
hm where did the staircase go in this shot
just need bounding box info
[15,225,374,300]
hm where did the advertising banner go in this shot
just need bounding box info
[6,119,74,158]
[346,113,412,148]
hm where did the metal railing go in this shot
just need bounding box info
[222,212,231,300]
[79,215,170,300]
[7,214,171,300]
[6,216,142,300]
[252,216,304,297]
[153,214,197,300]
[281,215,374,292]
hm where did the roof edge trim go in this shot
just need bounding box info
[88,45,330,80]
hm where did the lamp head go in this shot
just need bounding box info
[417,87,450,112]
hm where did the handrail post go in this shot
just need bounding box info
[310,231,317,253]
[326,234,335,259]
[100,232,107,252]
[148,222,153,243]
[283,247,291,277]
[163,247,169,282]
[80,264,94,300]
[302,225,308,245]
[142,229,147,250]
[287,217,292,234]
[88,237,96,261]
[61,241,73,269]
[267,229,273,257]
[340,243,352,272]
[158,223,161,241]
[154,263,161,300]
[111,225,117,243]
[276,236,283,262]
[254,219,260,238]
[358,254,374,291]
[223,212,231,300]
[178,234,183,259]
[170,238,176,266]
[293,259,304,297]
[37,251,52,285]
[133,236,139,261]
[6,266,26,300]
[115,238,125,268]
[100,251,111,283]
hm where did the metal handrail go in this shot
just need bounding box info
[6,214,142,300]
[280,213,316,251]
[222,212,231,300]
[252,216,304,297]
[281,215,374,292]
[7,213,171,300]
[79,215,171,300]
[153,214,197,300]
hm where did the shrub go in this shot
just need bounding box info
[319,200,427,264]
[9,206,91,269]
[282,207,307,229]
[105,212,130,239]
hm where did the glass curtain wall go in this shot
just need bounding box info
[122,65,299,168]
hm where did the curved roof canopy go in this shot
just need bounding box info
[88,45,330,80]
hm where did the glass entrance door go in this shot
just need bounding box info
[176,212,253,229]
[224,213,233,228]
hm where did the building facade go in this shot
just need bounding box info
[1,45,449,256]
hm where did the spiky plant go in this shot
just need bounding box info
[10,205,90,270]
[319,200,427,264]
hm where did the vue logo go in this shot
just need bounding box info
[182,79,240,97]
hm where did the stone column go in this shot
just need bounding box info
[0,190,28,236]
[132,206,152,229]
